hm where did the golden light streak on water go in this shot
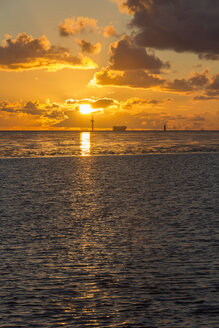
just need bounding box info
[80,132,91,156]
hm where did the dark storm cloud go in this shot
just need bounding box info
[114,0,219,56]
[109,35,170,72]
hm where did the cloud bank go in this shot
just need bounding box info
[91,67,165,89]
[0,100,68,126]
[113,0,219,58]
[1,97,217,130]
[108,35,169,72]
[0,33,97,71]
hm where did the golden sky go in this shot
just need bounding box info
[0,0,219,130]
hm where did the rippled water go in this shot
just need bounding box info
[0,153,218,327]
[0,131,219,157]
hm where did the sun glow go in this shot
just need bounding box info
[79,104,95,114]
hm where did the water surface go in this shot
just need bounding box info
[0,154,218,327]
[0,130,219,157]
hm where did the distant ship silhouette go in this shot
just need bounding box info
[164,124,167,131]
[113,126,127,131]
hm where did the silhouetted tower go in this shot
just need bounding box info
[164,124,167,131]
[91,114,94,132]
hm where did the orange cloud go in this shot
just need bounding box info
[110,0,131,14]
[122,97,171,110]
[65,97,169,113]
[65,97,118,110]
[76,39,101,54]
[91,65,213,94]
[59,17,98,36]
[104,25,118,38]
[0,33,97,71]
[90,67,165,89]
[0,100,64,116]
[0,99,73,128]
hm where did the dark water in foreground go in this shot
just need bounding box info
[0,154,218,327]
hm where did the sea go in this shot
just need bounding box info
[0,131,218,327]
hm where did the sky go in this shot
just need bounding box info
[0,0,219,130]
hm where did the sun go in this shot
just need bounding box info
[79,104,95,114]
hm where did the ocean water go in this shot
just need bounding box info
[0,132,219,327]
[0,130,219,157]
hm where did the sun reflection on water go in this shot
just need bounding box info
[80,132,91,156]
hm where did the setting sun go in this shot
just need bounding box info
[79,104,95,115]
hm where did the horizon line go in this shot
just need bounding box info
[0,129,218,132]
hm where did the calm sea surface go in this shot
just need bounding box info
[0,130,219,157]
[0,132,218,327]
